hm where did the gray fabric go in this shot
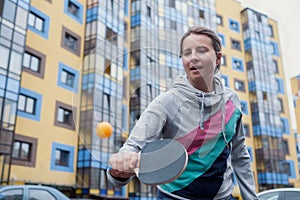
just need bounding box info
[107,75,258,199]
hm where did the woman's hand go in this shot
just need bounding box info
[108,151,139,179]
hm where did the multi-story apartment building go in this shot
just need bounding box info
[0,0,85,195]
[0,0,299,199]
[216,0,300,193]
[291,75,300,176]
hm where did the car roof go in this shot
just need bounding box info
[258,188,300,196]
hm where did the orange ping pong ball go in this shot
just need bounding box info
[96,122,113,138]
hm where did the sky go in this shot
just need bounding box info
[237,0,300,129]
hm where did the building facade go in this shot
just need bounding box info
[291,75,300,176]
[0,0,85,195]
[0,0,299,199]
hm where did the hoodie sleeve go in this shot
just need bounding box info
[107,96,168,188]
[231,117,258,200]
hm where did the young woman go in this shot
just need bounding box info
[107,26,258,200]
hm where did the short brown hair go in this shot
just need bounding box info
[179,26,222,72]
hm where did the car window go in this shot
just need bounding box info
[285,191,300,200]
[259,192,279,200]
[0,188,23,200]
[29,189,56,200]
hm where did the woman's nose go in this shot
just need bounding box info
[190,51,199,62]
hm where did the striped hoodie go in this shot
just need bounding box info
[107,75,258,200]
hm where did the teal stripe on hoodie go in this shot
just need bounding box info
[159,108,241,192]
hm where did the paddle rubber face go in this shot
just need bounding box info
[137,139,188,185]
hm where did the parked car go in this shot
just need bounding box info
[0,185,70,200]
[258,188,300,200]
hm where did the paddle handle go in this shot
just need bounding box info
[133,151,141,177]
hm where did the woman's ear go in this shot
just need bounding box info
[216,52,222,65]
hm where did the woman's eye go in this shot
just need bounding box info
[182,51,191,56]
[196,47,207,53]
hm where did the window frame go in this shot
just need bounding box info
[216,15,223,26]
[231,38,241,51]
[27,6,50,39]
[11,134,37,167]
[51,142,74,172]
[234,79,245,92]
[57,62,79,92]
[17,88,42,121]
[54,101,76,130]
[23,46,46,78]
[61,26,81,56]
[228,18,240,32]
[232,57,244,72]
[240,100,249,115]
[64,0,83,24]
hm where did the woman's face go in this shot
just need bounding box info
[181,33,222,91]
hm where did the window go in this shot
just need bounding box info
[231,39,241,51]
[23,52,40,72]
[18,94,36,114]
[280,118,290,135]
[58,62,78,92]
[105,27,117,45]
[232,57,244,72]
[221,75,229,87]
[282,140,289,155]
[270,41,279,56]
[18,88,42,121]
[278,98,284,113]
[13,141,30,160]
[55,149,70,166]
[64,0,83,24]
[54,101,76,130]
[268,24,274,37]
[199,9,204,19]
[29,189,56,200]
[244,124,250,137]
[218,33,225,46]
[169,0,175,8]
[51,142,74,172]
[234,79,245,92]
[23,47,46,78]
[105,59,111,75]
[281,162,291,175]
[275,78,284,94]
[256,13,262,22]
[229,19,240,32]
[285,191,300,200]
[61,26,81,56]
[61,69,75,87]
[0,189,23,199]
[147,6,151,18]
[65,33,78,51]
[11,134,37,167]
[273,59,278,73]
[28,12,44,32]
[67,1,79,17]
[221,55,227,66]
[216,15,223,25]
[58,107,72,124]
[27,7,49,39]
[240,101,248,114]
[170,20,177,30]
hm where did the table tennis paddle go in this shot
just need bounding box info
[133,139,188,185]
